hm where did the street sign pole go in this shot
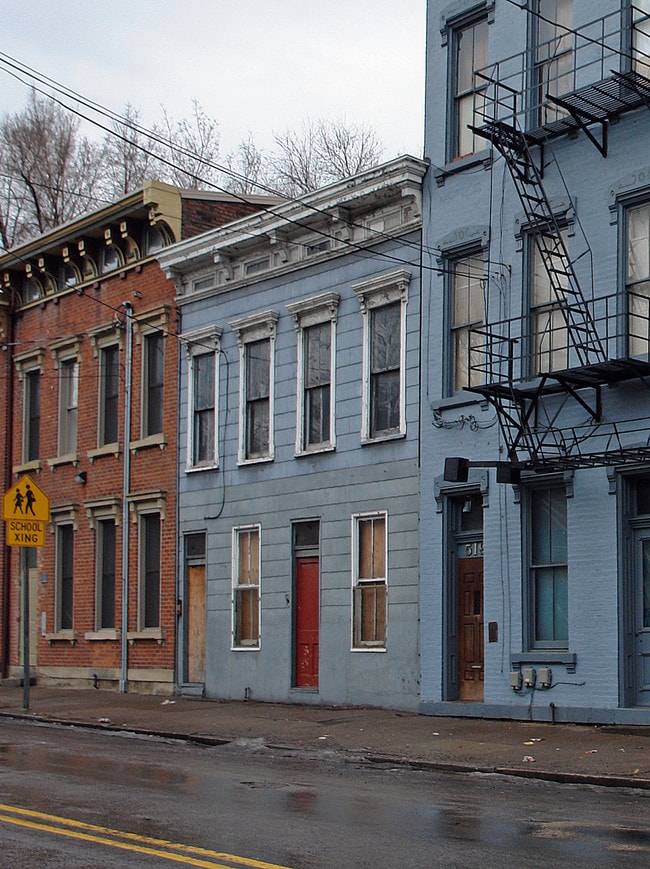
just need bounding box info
[22,553,29,710]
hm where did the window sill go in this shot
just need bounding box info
[48,453,79,470]
[130,434,167,454]
[433,149,492,186]
[237,455,274,466]
[431,392,487,413]
[231,644,260,651]
[186,463,219,474]
[85,629,120,641]
[126,629,164,645]
[13,460,43,475]
[360,430,406,446]
[295,444,335,458]
[88,444,121,462]
[351,646,387,653]
[45,630,77,645]
[511,651,576,673]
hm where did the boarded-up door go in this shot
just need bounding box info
[187,564,206,684]
[458,555,484,701]
[295,557,319,688]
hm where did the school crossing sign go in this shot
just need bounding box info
[2,475,50,547]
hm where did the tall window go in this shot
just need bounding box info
[100,345,119,446]
[534,0,573,125]
[633,2,650,78]
[450,17,488,160]
[352,270,409,442]
[530,231,569,374]
[96,519,116,630]
[191,352,216,466]
[57,524,74,631]
[140,513,161,630]
[58,358,79,456]
[144,332,164,437]
[528,486,568,647]
[450,254,485,392]
[287,291,339,454]
[352,513,387,649]
[626,202,650,357]
[23,369,40,463]
[233,526,261,649]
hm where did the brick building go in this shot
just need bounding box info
[0,181,273,692]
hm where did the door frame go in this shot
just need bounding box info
[179,532,207,695]
[291,520,320,691]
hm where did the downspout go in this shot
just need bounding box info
[175,305,183,693]
[2,294,15,679]
[120,301,133,693]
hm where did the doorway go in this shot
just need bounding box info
[183,533,206,687]
[447,493,484,702]
[293,521,320,689]
[633,527,650,706]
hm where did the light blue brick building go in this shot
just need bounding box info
[421,0,650,723]
[158,157,427,709]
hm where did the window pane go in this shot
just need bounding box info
[236,587,259,644]
[193,353,215,464]
[246,340,270,400]
[245,340,270,457]
[354,583,387,645]
[60,360,78,455]
[99,520,116,629]
[58,525,74,630]
[530,486,568,645]
[370,303,400,436]
[145,334,164,436]
[143,514,160,628]
[25,370,40,462]
[102,346,119,445]
[304,323,330,388]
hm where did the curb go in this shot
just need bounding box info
[2,710,649,791]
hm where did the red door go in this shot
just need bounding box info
[458,556,484,701]
[295,557,319,688]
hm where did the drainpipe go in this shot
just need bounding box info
[120,302,133,693]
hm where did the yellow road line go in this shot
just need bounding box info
[0,803,293,869]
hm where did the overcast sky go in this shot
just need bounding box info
[0,1,426,163]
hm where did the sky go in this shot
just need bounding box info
[0,1,426,164]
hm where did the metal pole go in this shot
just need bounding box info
[120,302,133,693]
[22,551,29,710]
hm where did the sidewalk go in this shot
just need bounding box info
[0,685,648,790]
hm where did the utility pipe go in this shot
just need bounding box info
[120,302,133,692]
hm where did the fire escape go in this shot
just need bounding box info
[466,6,650,473]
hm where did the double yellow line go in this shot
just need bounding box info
[0,803,293,868]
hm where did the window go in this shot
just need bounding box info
[23,369,40,463]
[99,345,119,446]
[626,202,650,357]
[230,311,279,463]
[352,270,410,442]
[96,519,116,630]
[143,332,164,437]
[58,357,79,457]
[140,513,161,629]
[633,2,650,78]
[529,231,569,374]
[528,486,568,647]
[450,16,488,160]
[99,245,122,275]
[352,513,387,649]
[534,0,573,125]
[184,327,221,470]
[56,524,74,631]
[232,526,261,649]
[449,254,485,392]
[287,292,339,454]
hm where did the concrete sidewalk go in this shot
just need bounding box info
[0,686,648,790]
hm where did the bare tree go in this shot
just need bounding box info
[102,104,162,196]
[223,133,268,195]
[0,91,106,246]
[268,118,384,196]
[159,100,221,189]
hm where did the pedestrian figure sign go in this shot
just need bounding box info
[3,475,50,547]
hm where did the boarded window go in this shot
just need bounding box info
[353,514,387,648]
[234,527,260,647]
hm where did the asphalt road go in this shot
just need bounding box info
[0,719,648,868]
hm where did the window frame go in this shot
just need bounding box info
[624,199,650,358]
[184,327,222,471]
[232,524,261,650]
[98,343,120,447]
[527,227,570,376]
[126,491,166,638]
[446,251,486,395]
[56,522,74,633]
[351,511,388,651]
[525,482,569,650]
[96,517,117,631]
[530,0,574,126]
[139,511,161,631]
[286,292,340,455]
[446,12,489,162]
[230,310,279,465]
[352,270,410,444]
[23,367,41,464]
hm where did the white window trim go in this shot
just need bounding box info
[351,270,410,444]
[183,326,222,472]
[230,310,279,465]
[350,510,388,652]
[14,350,45,472]
[286,291,340,456]
[231,523,262,651]
[49,337,82,466]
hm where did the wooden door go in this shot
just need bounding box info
[295,557,319,688]
[458,555,484,701]
[635,532,650,706]
[187,564,206,684]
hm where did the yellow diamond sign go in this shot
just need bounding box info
[3,475,50,547]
